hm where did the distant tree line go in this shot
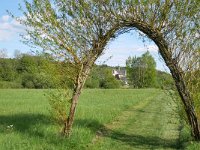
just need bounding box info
[0,52,122,89]
[0,53,73,89]
[0,51,175,89]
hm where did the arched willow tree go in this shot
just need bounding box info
[16,0,200,140]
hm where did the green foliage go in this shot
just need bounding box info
[32,73,54,89]
[0,58,18,81]
[126,51,175,90]
[17,54,38,73]
[85,78,99,88]
[85,65,121,89]
[126,51,157,88]
[46,89,71,125]
[85,66,101,88]
[18,55,59,89]
[0,54,74,89]
[185,70,200,120]
[0,81,22,89]
[21,73,35,88]
[85,73,100,89]
[0,56,121,89]
[21,72,56,89]
[156,71,175,90]
[99,68,121,89]
[100,77,120,89]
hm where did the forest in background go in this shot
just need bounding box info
[0,51,174,90]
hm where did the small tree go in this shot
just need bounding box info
[16,0,104,136]
[126,51,156,88]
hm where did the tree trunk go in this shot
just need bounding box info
[150,30,200,140]
[136,22,200,140]
[62,82,82,136]
[62,60,94,137]
[170,63,200,140]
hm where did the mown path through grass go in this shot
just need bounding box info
[88,92,181,150]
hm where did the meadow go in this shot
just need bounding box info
[0,89,199,150]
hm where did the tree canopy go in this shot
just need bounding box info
[126,51,157,88]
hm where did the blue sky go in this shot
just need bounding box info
[0,1,168,72]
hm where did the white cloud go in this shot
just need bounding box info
[96,44,166,70]
[0,30,13,41]
[0,15,25,41]
[2,15,10,22]
[99,44,158,61]
[136,45,158,52]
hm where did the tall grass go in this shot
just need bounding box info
[0,89,158,150]
[0,89,199,149]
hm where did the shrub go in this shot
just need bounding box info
[100,77,121,89]
[46,89,71,125]
[21,73,57,89]
[85,77,99,88]
[33,73,56,89]
[21,73,35,88]
[0,81,22,89]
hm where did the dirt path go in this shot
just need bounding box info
[88,92,181,150]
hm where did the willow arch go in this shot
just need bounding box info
[63,20,200,140]
[19,0,200,140]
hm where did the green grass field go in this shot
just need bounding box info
[0,89,199,150]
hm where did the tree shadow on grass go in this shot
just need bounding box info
[74,119,183,149]
[0,113,75,148]
[109,131,181,149]
[0,113,52,137]
[0,115,183,149]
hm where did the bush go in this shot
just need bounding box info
[156,71,175,90]
[33,73,56,89]
[100,77,121,89]
[24,81,35,88]
[85,65,121,89]
[21,73,57,89]
[195,93,200,121]
[0,58,18,82]
[0,81,22,89]
[85,77,99,88]
[99,67,121,89]
[21,73,35,88]
[46,89,71,125]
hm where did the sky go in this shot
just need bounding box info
[0,1,169,72]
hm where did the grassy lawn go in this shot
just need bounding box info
[0,89,199,150]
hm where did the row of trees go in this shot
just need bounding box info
[0,51,174,89]
[0,53,122,89]
[0,53,72,89]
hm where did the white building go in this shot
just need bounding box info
[112,67,128,85]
